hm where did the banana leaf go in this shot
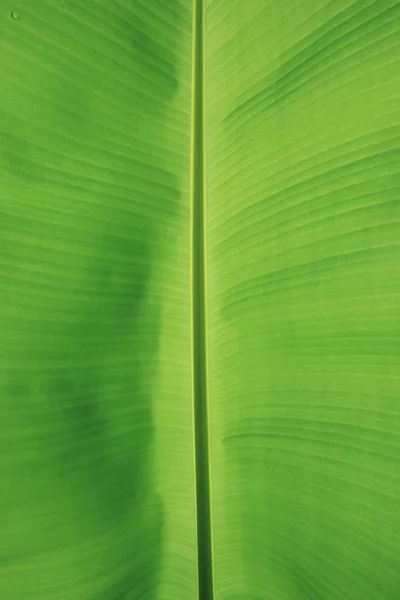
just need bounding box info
[0,1,399,599]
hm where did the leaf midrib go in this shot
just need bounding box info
[191,0,214,599]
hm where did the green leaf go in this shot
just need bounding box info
[0,1,196,599]
[205,1,400,599]
[1,1,400,600]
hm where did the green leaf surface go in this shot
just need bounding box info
[0,1,196,599]
[205,1,400,599]
[1,1,400,599]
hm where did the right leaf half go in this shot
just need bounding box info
[205,1,400,598]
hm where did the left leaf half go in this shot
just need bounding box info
[0,2,197,599]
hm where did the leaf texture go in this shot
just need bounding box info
[205,1,400,599]
[1,1,400,599]
[0,1,196,599]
